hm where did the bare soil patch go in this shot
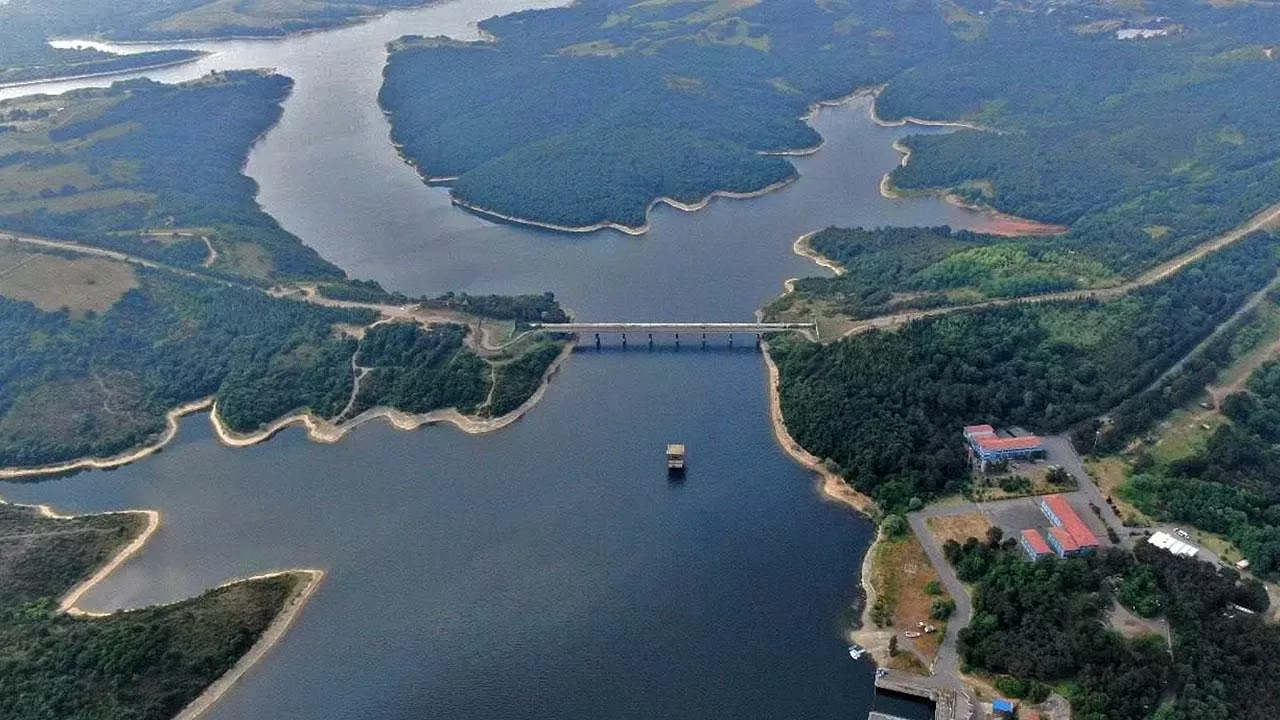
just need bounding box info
[927,513,993,545]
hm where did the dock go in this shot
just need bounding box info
[873,671,974,720]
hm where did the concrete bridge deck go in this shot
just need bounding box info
[530,322,814,334]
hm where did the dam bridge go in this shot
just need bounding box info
[529,322,816,348]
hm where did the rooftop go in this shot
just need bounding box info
[1049,526,1080,553]
[1148,531,1198,558]
[1043,495,1100,547]
[1021,529,1051,555]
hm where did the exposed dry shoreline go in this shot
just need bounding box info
[762,344,884,655]
[0,342,573,480]
[2,497,326,719]
[881,141,1069,237]
[792,230,847,276]
[173,569,325,720]
[450,175,799,236]
[761,346,872,517]
[0,53,206,91]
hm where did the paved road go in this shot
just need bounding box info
[906,511,972,684]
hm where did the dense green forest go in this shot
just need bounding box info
[0,72,341,281]
[0,14,200,86]
[379,0,953,229]
[0,0,424,41]
[348,323,488,417]
[771,232,1279,511]
[348,323,565,418]
[381,0,1280,254]
[0,260,570,469]
[1121,357,1280,576]
[0,502,307,720]
[947,538,1278,720]
[770,226,1115,321]
[0,268,372,467]
[884,4,1280,275]
[420,291,570,324]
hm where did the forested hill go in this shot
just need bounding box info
[771,231,1280,512]
[0,13,201,87]
[0,72,341,281]
[885,2,1280,275]
[1,0,425,41]
[379,0,956,231]
[381,0,1280,264]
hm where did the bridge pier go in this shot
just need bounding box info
[756,333,762,349]
[621,333,627,349]
[701,333,707,349]
[595,333,601,349]
[728,333,734,348]
[648,333,654,350]
[674,333,680,350]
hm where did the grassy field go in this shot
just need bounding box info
[0,238,138,316]
[0,72,342,282]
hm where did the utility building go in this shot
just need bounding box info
[963,424,1044,470]
[1020,529,1053,561]
[1039,494,1100,554]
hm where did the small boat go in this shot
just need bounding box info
[848,643,866,659]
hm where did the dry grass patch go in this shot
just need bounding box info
[0,189,153,215]
[927,513,993,545]
[212,240,272,280]
[0,240,138,316]
[869,534,951,665]
[1086,457,1150,526]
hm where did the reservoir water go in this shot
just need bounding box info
[0,2,1002,717]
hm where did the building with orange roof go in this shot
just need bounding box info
[1040,494,1100,553]
[963,424,1044,470]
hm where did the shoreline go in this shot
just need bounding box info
[173,569,325,720]
[761,345,873,517]
[8,496,327,720]
[0,54,206,91]
[862,84,989,132]
[0,398,214,481]
[0,342,573,480]
[761,344,886,655]
[792,230,846,276]
[881,139,1069,237]
[53,506,163,615]
[449,175,798,236]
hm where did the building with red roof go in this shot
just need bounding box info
[963,424,1044,470]
[1040,494,1100,554]
[1019,529,1053,561]
[1046,527,1080,557]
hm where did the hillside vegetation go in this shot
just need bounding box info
[946,537,1279,720]
[0,501,309,720]
[771,231,1280,511]
[381,0,1280,255]
[1,0,425,42]
[0,72,341,282]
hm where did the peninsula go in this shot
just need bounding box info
[0,499,321,720]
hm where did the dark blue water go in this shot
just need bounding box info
[4,349,877,719]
